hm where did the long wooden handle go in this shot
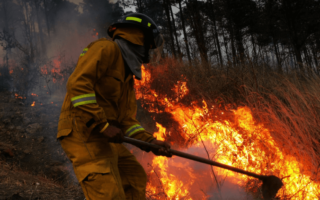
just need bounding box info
[123,137,264,180]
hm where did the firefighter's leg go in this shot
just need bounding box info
[115,144,147,200]
[59,129,126,200]
[80,172,122,200]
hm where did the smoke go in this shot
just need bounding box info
[0,0,124,98]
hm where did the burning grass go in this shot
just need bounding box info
[136,58,320,199]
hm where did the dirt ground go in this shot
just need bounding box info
[0,91,84,200]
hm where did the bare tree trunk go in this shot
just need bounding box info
[234,28,245,64]
[293,45,304,73]
[43,0,50,37]
[136,0,144,12]
[34,0,46,56]
[163,0,176,57]
[222,30,231,64]
[187,0,208,65]
[311,44,319,74]
[211,26,220,66]
[178,0,191,63]
[208,0,223,66]
[230,26,237,66]
[251,34,257,63]
[2,0,11,54]
[169,4,181,58]
[273,42,283,73]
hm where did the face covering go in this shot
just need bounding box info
[115,38,148,80]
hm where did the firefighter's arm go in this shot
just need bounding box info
[67,41,119,133]
[121,81,171,156]
[121,80,155,143]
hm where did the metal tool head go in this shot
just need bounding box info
[260,175,283,199]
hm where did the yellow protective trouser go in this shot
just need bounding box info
[59,129,147,200]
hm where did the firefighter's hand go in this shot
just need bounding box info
[150,140,172,157]
[101,125,124,143]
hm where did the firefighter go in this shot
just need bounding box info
[57,13,170,200]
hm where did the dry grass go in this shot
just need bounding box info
[151,57,320,166]
[144,58,320,198]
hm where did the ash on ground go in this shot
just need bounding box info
[0,91,83,200]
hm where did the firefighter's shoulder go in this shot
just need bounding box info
[87,38,120,54]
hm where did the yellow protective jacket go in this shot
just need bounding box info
[57,38,155,143]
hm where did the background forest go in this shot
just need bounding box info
[1,0,320,94]
[1,0,320,199]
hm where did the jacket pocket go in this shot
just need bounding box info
[72,114,91,142]
[57,114,72,139]
[75,159,111,182]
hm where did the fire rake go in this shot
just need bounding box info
[123,136,283,200]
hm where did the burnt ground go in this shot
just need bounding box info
[0,91,84,200]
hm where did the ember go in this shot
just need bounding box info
[14,93,24,99]
[136,65,320,199]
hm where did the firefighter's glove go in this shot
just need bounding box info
[101,124,124,143]
[150,140,172,157]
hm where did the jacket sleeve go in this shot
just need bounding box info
[120,78,155,143]
[67,41,119,132]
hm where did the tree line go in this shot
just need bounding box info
[1,0,320,94]
[126,0,320,74]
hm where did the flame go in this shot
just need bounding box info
[41,65,48,75]
[14,93,24,99]
[51,59,63,76]
[40,59,63,83]
[154,123,166,141]
[31,93,38,97]
[135,65,320,199]
[31,101,35,107]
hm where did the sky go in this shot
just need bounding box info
[68,0,133,13]
[69,0,118,5]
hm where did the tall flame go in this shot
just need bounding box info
[135,65,320,199]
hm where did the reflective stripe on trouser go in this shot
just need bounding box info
[59,129,147,200]
[126,124,145,137]
[71,93,97,107]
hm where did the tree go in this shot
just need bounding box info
[216,0,259,64]
[278,0,320,72]
[177,0,191,63]
[185,0,209,65]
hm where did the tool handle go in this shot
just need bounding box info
[123,137,263,179]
